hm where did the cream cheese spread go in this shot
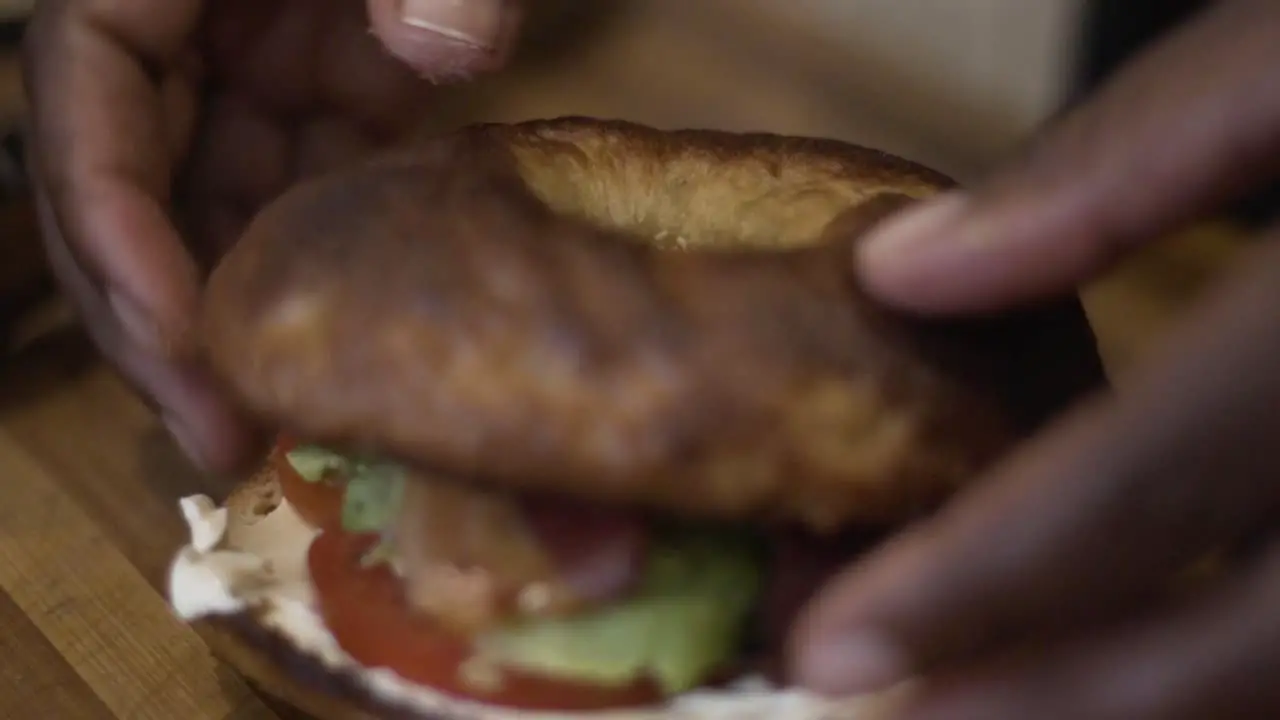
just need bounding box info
[167,491,903,719]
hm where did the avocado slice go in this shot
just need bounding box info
[476,527,763,695]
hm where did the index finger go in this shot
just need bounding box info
[23,0,204,351]
[853,0,1280,315]
[365,0,523,79]
[789,225,1280,696]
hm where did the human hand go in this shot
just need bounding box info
[789,0,1280,718]
[21,0,523,473]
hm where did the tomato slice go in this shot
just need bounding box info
[271,438,345,530]
[308,529,663,711]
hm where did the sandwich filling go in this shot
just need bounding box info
[275,438,766,710]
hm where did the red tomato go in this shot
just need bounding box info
[308,529,663,711]
[270,438,345,530]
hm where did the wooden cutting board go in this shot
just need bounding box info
[0,342,295,720]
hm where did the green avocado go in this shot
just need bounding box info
[285,445,405,534]
[340,462,406,534]
[476,527,763,695]
[284,444,349,483]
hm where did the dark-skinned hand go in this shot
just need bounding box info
[21,0,523,472]
[789,0,1280,718]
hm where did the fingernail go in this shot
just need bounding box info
[399,0,501,49]
[163,411,210,472]
[108,290,165,354]
[797,632,909,697]
[855,193,973,275]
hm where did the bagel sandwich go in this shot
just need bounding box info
[167,117,1106,719]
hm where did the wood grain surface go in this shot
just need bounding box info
[0,3,1255,718]
[0,323,305,719]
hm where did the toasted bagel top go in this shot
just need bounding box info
[201,117,1104,531]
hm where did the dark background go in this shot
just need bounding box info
[1074,0,1279,227]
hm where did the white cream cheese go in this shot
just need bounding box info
[167,490,905,720]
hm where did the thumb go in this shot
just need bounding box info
[855,0,1280,316]
[365,0,522,80]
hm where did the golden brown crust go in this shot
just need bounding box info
[201,117,1104,532]
[489,118,956,252]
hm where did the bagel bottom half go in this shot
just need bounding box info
[170,466,915,720]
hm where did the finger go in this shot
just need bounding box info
[853,0,1280,314]
[175,91,293,261]
[316,1,437,139]
[789,224,1280,695]
[181,109,375,262]
[23,0,205,351]
[365,0,523,80]
[32,175,262,474]
[899,547,1280,720]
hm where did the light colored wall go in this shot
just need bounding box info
[458,0,1084,181]
[771,0,1079,131]
[1,0,1085,177]
[0,0,33,21]
[698,0,1084,177]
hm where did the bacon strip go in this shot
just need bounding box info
[394,475,648,633]
[520,495,649,605]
